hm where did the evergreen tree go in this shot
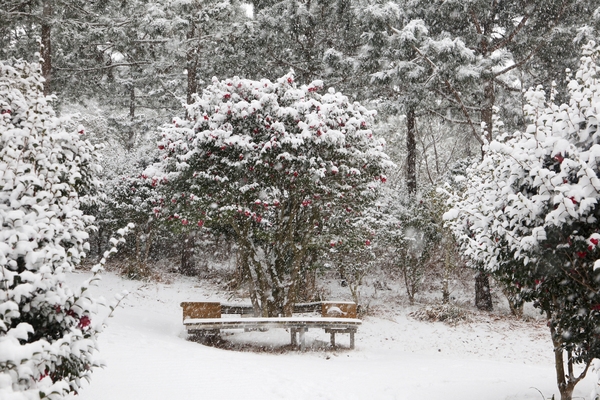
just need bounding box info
[445,43,600,400]
[0,59,104,399]
[147,72,393,316]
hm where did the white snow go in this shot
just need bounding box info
[66,271,595,400]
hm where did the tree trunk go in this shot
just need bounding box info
[186,24,198,106]
[475,271,493,311]
[406,106,417,195]
[548,318,590,400]
[127,79,136,150]
[41,0,53,96]
[442,239,451,304]
[481,79,495,142]
[180,232,196,276]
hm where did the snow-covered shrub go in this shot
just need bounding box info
[410,303,470,325]
[0,59,104,399]
[148,72,393,316]
[444,42,600,400]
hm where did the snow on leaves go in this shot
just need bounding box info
[149,71,392,228]
[147,72,392,316]
[444,43,600,380]
[0,60,104,399]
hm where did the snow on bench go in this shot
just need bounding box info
[180,301,361,350]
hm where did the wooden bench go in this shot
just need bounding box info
[181,301,361,350]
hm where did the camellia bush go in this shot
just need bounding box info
[147,72,393,316]
[0,59,105,399]
[444,43,600,400]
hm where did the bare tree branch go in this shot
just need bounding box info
[56,62,151,72]
[427,109,472,125]
[489,12,531,53]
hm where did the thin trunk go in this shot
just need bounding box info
[143,228,153,266]
[180,232,196,276]
[186,24,198,106]
[475,271,493,311]
[481,79,495,142]
[127,82,135,150]
[548,316,591,400]
[41,0,53,95]
[406,106,417,194]
[442,240,451,304]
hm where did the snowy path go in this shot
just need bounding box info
[67,272,594,400]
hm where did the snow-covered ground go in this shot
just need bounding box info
[66,271,596,400]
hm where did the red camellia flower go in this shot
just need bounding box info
[591,238,599,246]
[365,240,371,246]
[577,251,587,258]
[380,176,387,183]
[78,315,91,329]
[158,145,165,150]
[570,197,577,204]
[181,219,189,225]
[554,154,564,163]
[224,93,231,99]
[197,220,204,227]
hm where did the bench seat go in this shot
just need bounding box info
[184,316,362,330]
[181,301,361,350]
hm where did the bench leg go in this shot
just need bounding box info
[299,327,306,351]
[290,329,297,346]
[350,331,355,349]
[330,332,336,348]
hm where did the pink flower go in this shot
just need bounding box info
[365,240,371,246]
[182,219,189,225]
[197,220,204,227]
